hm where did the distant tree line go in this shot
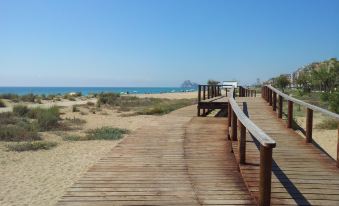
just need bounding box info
[269,58,339,113]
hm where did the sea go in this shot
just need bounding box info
[0,87,196,96]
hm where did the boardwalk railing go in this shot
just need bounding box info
[263,85,339,168]
[238,86,257,97]
[198,84,222,102]
[229,87,276,206]
[197,84,224,116]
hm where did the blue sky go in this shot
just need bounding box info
[0,0,338,87]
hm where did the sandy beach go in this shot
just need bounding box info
[0,91,196,206]
[1,90,338,206]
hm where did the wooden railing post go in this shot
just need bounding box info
[255,90,257,97]
[203,86,206,115]
[208,86,210,99]
[269,89,272,106]
[273,92,277,111]
[259,145,273,206]
[239,121,246,164]
[287,100,293,128]
[265,87,269,101]
[197,85,201,116]
[278,95,283,118]
[231,110,238,141]
[228,104,232,128]
[306,108,313,143]
[337,124,339,168]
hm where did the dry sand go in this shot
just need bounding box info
[2,91,337,205]
[0,92,196,206]
[295,114,338,160]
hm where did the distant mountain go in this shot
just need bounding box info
[181,80,198,89]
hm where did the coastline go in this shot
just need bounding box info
[0,91,198,113]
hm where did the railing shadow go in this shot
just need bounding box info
[243,102,311,206]
[281,112,335,161]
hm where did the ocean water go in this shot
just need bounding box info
[0,87,196,95]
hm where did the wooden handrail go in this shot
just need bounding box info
[263,85,339,168]
[238,86,257,97]
[197,84,223,116]
[197,85,222,103]
[229,87,276,147]
[229,87,276,206]
[267,85,339,119]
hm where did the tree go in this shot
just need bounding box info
[207,79,220,85]
[274,75,290,92]
[328,92,339,113]
[296,72,311,93]
[310,65,336,92]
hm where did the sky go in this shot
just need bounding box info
[0,0,339,87]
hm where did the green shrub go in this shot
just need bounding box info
[37,107,60,131]
[86,127,129,140]
[97,93,121,106]
[0,99,6,107]
[13,105,29,116]
[0,112,17,125]
[47,94,56,100]
[97,93,195,115]
[320,93,330,102]
[0,93,19,101]
[6,141,57,151]
[329,92,339,113]
[315,119,338,130]
[63,135,87,141]
[0,124,40,141]
[20,93,36,102]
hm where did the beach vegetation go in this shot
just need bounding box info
[207,79,220,85]
[0,124,40,141]
[13,104,30,116]
[34,106,60,131]
[274,75,290,92]
[0,93,20,102]
[6,141,57,152]
[96,92,195,115]
[63,134,87,141]
[85,127,129,140]
[20,93,36,102]
[136,99,194,115]
[63,117,86,130]
[315,118,338,130]
[1,106,61,141]
[0,99,6,107]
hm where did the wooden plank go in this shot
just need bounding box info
[234,97,339,205]
[57,107,255,205]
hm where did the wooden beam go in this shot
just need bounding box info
[272,92,277,111]
[239,121,246,164]
[278,95,283,118]
[306,108,313,143]
[287,100,293,128]
[259,146,273,206]
[232,110,238,141]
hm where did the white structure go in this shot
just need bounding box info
[222,81,238,89]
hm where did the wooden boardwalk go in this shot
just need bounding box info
[57,106,255,206]
[233,97,339,205]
